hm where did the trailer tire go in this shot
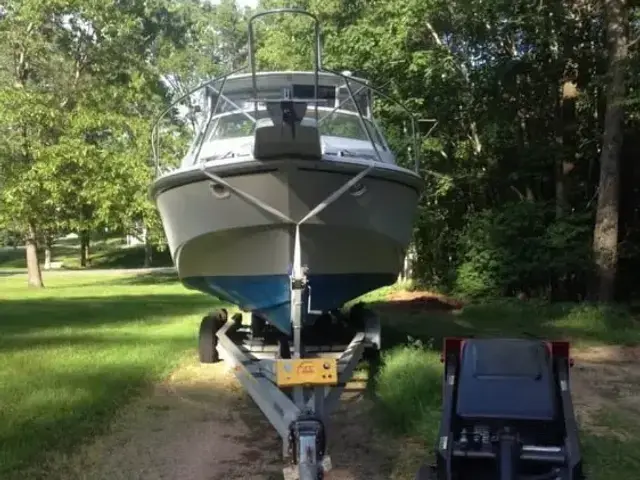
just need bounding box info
[415,464,435,480]
[199,316,220,363]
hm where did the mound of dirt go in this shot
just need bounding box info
[379,290,464,313]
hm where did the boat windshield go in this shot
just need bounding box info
[205,108,387,148]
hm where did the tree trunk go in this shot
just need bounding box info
[44,238,52,271]
[80,230,90,268]
[25,223,44,288]
[143,227,153,268]
[590,0,628,302]
[398,243,416,283]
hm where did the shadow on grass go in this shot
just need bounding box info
[0,271,21,277]
[109,270,179,286]
[0,338,200,478]
[64,270,180,288]
[0,243,174,270]
[0,245,76,269]
[85,246,173,269]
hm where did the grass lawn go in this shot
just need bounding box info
[0,271,216,478]
[2,275,640,479]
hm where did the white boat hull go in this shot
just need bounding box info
[151,158,423,333]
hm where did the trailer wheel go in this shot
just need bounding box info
[415,464,435,480]
[213,308,228,329]
[199,315,220,363]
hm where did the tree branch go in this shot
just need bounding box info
[425,20,481,154]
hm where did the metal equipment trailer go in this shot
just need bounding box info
[416,337,587,480]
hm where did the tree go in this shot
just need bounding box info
[0,0,199,277]
[0,2,67,287]
[590,0,629,301]
[3,0,640,300]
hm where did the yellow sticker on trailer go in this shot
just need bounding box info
[275,358,338,387]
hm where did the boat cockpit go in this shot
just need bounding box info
[181,71,397,167]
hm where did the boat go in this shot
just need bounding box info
[150,11,425,337]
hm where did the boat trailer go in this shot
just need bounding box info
[199,277,380,480]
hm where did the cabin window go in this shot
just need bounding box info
[318,111,386,149]
[207,111,269,140]
[204,109,386,149]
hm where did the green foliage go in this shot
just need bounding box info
[455,202,593,298]
[0,230,21,248]
[0,0,253,263]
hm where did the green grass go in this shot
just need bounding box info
[0,272,216,478]
[368,293,640,480]
[0,239,173,270]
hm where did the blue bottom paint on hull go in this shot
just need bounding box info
[183,273,396,335]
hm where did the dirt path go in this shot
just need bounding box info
[53,356,410,480]
[570,345,640,438]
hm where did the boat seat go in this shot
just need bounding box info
[253,101,322,160]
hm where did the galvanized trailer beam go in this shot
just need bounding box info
[216,320,300,440]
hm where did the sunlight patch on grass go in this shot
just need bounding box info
[545,304,640,345]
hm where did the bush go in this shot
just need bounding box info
[454,202,592,299]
